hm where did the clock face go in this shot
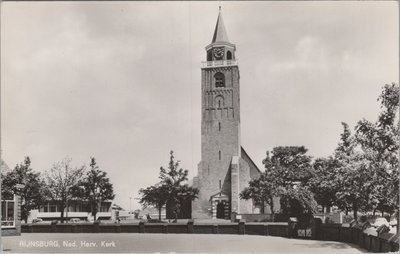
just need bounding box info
[213,48,224,59]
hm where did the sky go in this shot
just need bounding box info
[1,1,398,211]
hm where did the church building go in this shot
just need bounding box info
[192,8,261,219]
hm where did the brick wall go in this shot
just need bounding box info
[314,222,399,252]
[21,221,289,237]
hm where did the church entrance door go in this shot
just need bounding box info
[216,202,225,219]
[210,192,229,219]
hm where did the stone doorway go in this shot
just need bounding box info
[210,192,230,219]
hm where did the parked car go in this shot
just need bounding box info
[69,218,81,223]
[372,217,389,228]
[32,218,43,224]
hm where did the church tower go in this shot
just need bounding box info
[192,8,257,219]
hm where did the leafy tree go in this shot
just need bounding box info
[45,157,85,223]
[240,166,283,221]
[336,154,377,220]
[331,84,399,221]
[159,151,199,220]
[2,157,46,223]
[72,157,115,221]
[280,186,318,218]
[269,147,316,218]
[139,151,199,221]
[331,122,377,220]
[308,157,339,212]
[243,147,316,219]
[138,184,169,220]
[267,146,314,187]
[332,122,358,216]
[335,122,355,156]
[355,83,399,223]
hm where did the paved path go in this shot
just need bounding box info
[3,233,367,253]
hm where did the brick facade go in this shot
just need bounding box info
[192,10,260,219]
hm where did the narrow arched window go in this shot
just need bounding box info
[219,151,221,160]
[214,72,225,88]
[227,51,232,60]
[215,95,224,108]
[219,122,221,131]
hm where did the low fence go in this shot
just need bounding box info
[21,221,288,237]
[237,213,289,222]
[314,222,399,253]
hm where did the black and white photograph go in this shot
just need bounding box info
[1,1,399,253]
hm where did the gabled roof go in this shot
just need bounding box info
[209,191,229,201]
[211,7,230,44]
[241,146,261,174]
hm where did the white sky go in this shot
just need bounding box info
[1,1,398,210]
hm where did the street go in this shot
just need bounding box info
[3,233,367,253]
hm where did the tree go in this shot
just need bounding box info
[331,84,399,221]
[335,154,377,220]
[2,157,46,223]
[138,184,168,221]
[331,122,375,220]
[267,146,314,187]
[240,165,283,221]
[280,186,318,218]
[269,146,317,218]
[45,157,85,223]
[308,157,340,212]
[72,157,115,221]
[158,151,199,220]
[139,151,199,221]
[242,147,316,219]
[332,122,359,216]
[355,83,399,225]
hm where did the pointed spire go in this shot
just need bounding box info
[211,7,229,43]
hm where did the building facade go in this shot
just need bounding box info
[192,9,261,219]
[29,200,113,222]
[1,194,22,236]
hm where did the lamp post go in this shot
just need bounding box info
[95,187,100,221]
[65,187,70,221]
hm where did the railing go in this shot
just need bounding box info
[202,60,238,68]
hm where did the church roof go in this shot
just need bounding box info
[211,7,230,43]
[241,146,262,175]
